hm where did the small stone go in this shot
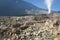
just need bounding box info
[11,34,18,40]
[54,36,60,40]
[34,37,39,40]
[7,38,10,40]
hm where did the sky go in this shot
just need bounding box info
[23,0,60,11]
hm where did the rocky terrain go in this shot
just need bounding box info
[0,15,60,40]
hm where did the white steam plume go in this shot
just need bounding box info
[45,0,53,14]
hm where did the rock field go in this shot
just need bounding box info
[0,15,60,40]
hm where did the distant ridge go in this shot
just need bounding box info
[0,0,60,16]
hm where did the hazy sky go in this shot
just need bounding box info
[23,0,60,11]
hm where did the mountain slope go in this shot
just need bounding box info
[0,0,40,16]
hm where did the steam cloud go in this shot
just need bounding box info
[45,0,53,14]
